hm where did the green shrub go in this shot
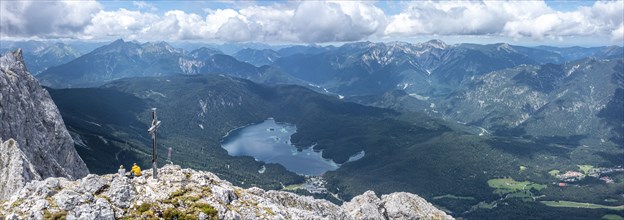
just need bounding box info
[201,186,211,194]
[170,188,187,198]
[10,199,22,208]
[50,210,67,220]
[163,208,181,220]
[184,214,199,220]
[137,202,152,213]
[163,198,179,206]
[194,203,217,218]
[183,195,201,202]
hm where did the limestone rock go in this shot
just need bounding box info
[0,165,453,219]
[104,177,134,209]
[0,49,89,199]
[78,174,107,194]
[382,192,454,220]
[341,190,386,220]
[0,139,40,199]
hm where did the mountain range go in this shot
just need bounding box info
[0,42,80,75]
[2,38,622,219]
[0,40,107,75]
[37,39,301,88]
[354,58,624,146]
[48,73,624,218]
[33,38,623,98]
[233,48,281,66]
[0,48,454,220]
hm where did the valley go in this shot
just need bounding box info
[4,37,621,219]
[48,72,623,219]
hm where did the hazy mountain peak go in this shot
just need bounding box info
[92,39,140,54]
[190,47,223,58]
[496,43,516,53]
[233,48,281,66]
[142,41,180,54]
[111,38,125,45]
[341,41,377,50]
[423,39,447,49]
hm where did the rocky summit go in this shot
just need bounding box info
[0,49,88,199]
[0,165,453,220]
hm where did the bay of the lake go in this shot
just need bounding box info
[221,118,339,175]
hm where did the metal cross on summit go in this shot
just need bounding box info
[148,108,162,179]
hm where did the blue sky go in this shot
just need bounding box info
[544,0,598,11]
[1,1,623,46]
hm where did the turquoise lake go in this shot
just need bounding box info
[221,118,342,176]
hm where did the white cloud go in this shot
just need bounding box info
[205,9,244,35]
[385,1,554,36]
[385,1,623,43]
[1,0,621,45]
[291,1,387,42]
[84,9,159,40]
[613,23,624,42]
[217,16,257,42]
[149,10,209,40]
[0,0,101,38]
[111,1,386,43]
[237,6,297,42]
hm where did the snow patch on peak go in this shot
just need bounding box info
[566,64,580,77]
[409,93,430,101]
[423,39,447,49]
[497,43,515,53]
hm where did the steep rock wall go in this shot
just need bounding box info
[0,49,88,199]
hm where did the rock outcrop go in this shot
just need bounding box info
[0,49,89,199]
[0,165,453,220]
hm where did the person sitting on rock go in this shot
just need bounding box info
[118,165,126,178]
[131,163,142,178]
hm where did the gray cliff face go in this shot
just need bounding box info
[1,165,453,220]
[0,139,40,200]
[0,49,89,199]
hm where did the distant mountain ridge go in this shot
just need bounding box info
[37,39,301,88]
[233,48,281,66]
[32,38,622,93]
[273,40,622,96]
[0,42,81,75]
[38,39,190,88]
[352,57,624,148]
[29,39,624,146]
